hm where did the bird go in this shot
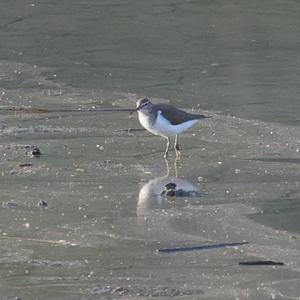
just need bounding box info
[134,97,210,158]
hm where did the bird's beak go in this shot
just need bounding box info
[129,104,142,115]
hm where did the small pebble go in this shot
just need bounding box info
[235,168,241,174]
[32,147,42,156]
[38,200,48,208]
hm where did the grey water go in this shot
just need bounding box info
[0,1,300,299]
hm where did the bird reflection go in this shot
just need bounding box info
[137,158,201,216]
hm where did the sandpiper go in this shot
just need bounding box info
[134,97,210,158]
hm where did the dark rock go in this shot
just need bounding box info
[31,147,42,156]
[165,182,176,190]
[38,200,48,208]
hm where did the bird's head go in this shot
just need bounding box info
[135,97,154,113]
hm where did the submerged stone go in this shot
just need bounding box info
[161,182,201,197]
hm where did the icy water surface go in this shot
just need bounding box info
[0,0,300,299]
[0,0,300,124]
[0,61,299,299]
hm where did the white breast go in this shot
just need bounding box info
[138,111,160,136]
[138,110,199,137]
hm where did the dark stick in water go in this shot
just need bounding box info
[239,260,284,266]
[158,241,249,253]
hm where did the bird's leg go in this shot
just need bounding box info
[174,134,181,159]
[164,157,170,176]
[164,137,170,158]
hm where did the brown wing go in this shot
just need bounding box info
[155,103,206,125]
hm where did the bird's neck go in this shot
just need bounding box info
[138,110,157,126]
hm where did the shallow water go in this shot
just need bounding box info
[1,0,300,124]
[0,1,300,299]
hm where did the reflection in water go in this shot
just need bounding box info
[135,159,204,242]
[137,175,200,215]
[137,159,201,216]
